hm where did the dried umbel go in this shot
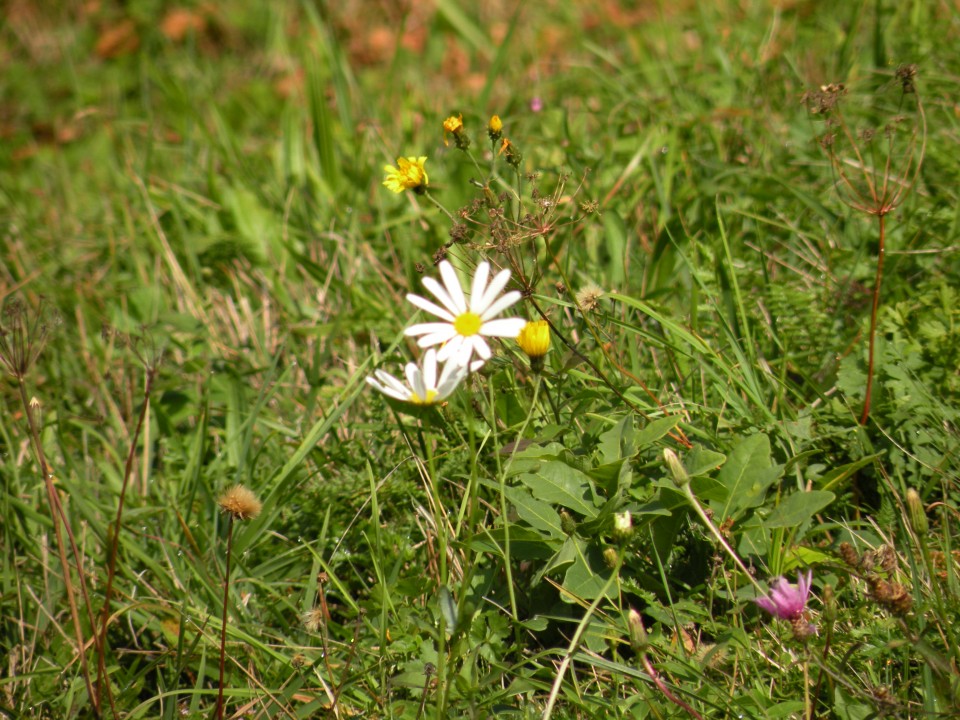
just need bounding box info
[0,299,60,381]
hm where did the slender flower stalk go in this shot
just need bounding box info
[216,485,262,720]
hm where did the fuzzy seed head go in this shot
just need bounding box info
[218,485,262,521]
[575,283,605,313]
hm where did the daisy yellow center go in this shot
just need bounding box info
[409,389,438,405]
[454,312,482,337]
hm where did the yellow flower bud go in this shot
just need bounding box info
[517,320,550,372]
[488,114,503,141]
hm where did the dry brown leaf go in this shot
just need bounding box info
[95,19,139,59]
[160,8,206,43]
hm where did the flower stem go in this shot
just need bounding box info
[860,212,885,425]
[216,515,235,720]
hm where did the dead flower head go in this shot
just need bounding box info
[218,485,262,521]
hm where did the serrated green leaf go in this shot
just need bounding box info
[764,490,835,528]
[519,461,601,518]
[504,486,564,538]
[635,415,682,446]
[597,414,634,464]
[715,433,781,520]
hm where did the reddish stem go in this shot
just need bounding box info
[641,654,704,720]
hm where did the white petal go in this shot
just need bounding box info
[366,373,411,402]
[379,370,412,395]
[479,290,522,320]
[469,262,491,311]
[421,349,438,390]
[469,336,492,360]
[479,317,527,338]
[438,261,468,314]
[407,293,456,322]
[415,327,458,348]
[405,362,425,397]
[436,360,466,398]
[436,335,465,363]
[473,266,512,314]
[405,322,456,339]
[420,276,463,318]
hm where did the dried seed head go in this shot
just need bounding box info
[896,63,918,94]
[838,542,860,568]
[875,544,898,574]
[303,607,326,633]
[575,283,605,313]
[218,485,262,521]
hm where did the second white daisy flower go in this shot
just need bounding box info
[366,348,467,405]
[405,260,526,366]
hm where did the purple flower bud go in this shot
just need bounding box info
[755,570,813,621]
[530,96,543,113]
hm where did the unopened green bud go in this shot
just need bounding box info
[612,511,633,543]
[821,583,837,624]
[663,448,689,488]
[627,608,648,652]
[603,547,619,569]
[560,510,577,536]
[905,488,928,536]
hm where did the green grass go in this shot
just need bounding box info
[3,0,960,718]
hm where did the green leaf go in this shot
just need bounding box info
[466,527,556,560]
[684,445,727,477]
[562,541,617,601]
[714,433,782,520]
[504,486,564,538]
[634,414,682,446]
[603,210,627,284]
[765,490,835,529]
[439,586,458,633]
[519,461,601,518]
[597,414,635,464]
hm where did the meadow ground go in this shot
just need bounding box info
[2,1,960,718]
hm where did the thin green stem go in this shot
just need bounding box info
[860,212,885,425]
[541,554,622,720]
[216,515,235,720]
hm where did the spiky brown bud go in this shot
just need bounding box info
[218,485,262,521]
[839,542,860,568]
[790,615,817,642]
[875,544,898,574]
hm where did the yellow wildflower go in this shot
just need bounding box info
[383,156,429,194]
[443,114,464,145]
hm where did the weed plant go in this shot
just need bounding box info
[2,1,960,719]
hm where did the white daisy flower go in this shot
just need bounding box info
[405,260,526,366]
[366,348,468,405]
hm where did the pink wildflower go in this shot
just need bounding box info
[755,570,812,620]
